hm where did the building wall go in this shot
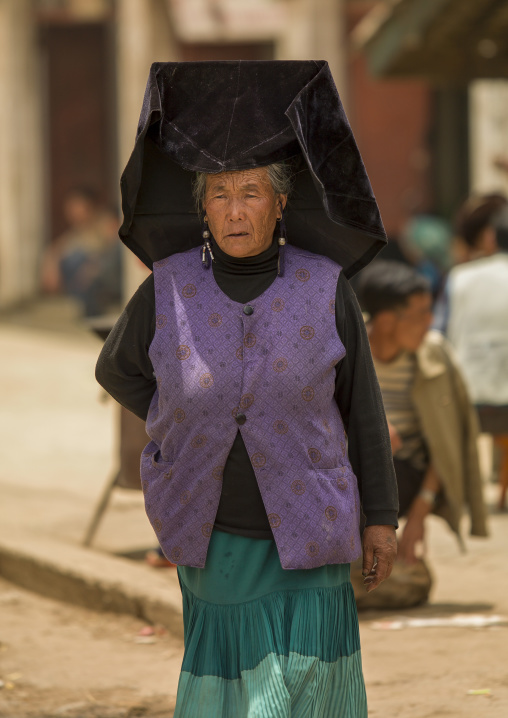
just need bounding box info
[43,21,117,238]
[0,0,44,307]
[347,52,432,238]
[346,2,433,238]
[116,0,180,297]
[470,80,508,197]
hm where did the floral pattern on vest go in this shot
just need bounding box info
[141,244,362,569]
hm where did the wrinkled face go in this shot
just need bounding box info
[203,168,287,258]
[392,292,433,352]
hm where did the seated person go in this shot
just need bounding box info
[41,187,122,317]
[356,261,487,563]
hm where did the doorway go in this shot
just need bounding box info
[40,21,117,241]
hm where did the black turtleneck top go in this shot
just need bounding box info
[96,241,398,538]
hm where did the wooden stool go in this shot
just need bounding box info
[83,406,147,546]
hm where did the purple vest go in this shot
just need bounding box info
[141,244,362,569]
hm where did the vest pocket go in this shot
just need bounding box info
[314,466,362,559]
[140,448,175,540]
[315,465,356,493]
[141,447,174,483]
[314,465,361,523]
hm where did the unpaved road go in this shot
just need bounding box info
[1,509,508,718]
[0,576,182,718]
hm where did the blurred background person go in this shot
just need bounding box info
[452,193,507,265]
[444,200,508,510]
[433,194,507,334]
[399,213,452,300]
[41,187,122,317]
[356,261,487,570]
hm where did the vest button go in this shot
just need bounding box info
[235,412,247,425]
[243,305,254,316]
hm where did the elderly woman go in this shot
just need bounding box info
[96,61,398,717]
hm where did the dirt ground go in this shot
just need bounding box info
[0,574,183,718]
[1,507,508,718]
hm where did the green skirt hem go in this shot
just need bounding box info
[174,531,367,717]
[175,650,367,718]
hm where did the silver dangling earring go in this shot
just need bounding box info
[277,210,287,277]
[201,217,215,269]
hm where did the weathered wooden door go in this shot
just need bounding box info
[41,22,117,239]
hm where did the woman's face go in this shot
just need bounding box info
[203,168,287,258]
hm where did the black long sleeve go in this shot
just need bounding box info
[334,279,399,527]
[96,255,398,531]
[95,275,156,421]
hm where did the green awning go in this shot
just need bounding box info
[353,0,508,81]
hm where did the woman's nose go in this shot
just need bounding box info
[226,198,245,220]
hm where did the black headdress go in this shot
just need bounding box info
[120,60,386,277]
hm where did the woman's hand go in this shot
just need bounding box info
[362,525,397,592]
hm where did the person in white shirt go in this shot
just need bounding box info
[445,200,508,509]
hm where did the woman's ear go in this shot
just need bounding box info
[278,194,288,212]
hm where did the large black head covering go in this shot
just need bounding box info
[120,60,386,277]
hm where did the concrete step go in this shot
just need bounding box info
[0,527,183,639]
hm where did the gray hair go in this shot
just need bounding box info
[192,162,293,214]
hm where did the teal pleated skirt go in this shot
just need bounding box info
[174,530,367,717]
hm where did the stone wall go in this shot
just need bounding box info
[0,0,44,308]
